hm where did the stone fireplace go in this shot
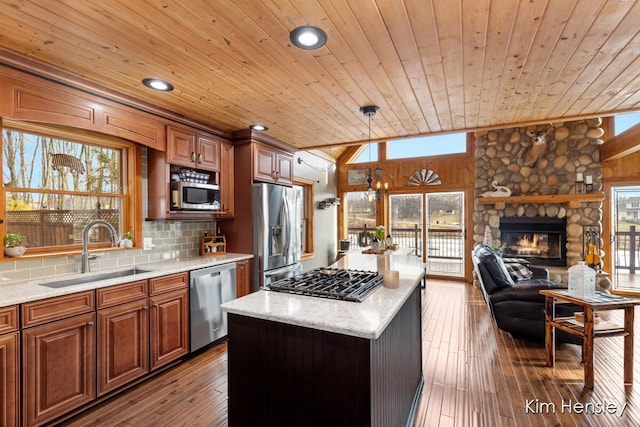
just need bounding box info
[473,118,604,268]
[499,217,567,266]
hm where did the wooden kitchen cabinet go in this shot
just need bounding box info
[150,288,189,370]
[236,259,250,297]
[149,273,189,370]
[23,312,96,427]
[253,142,293,185]
[0,305,19,427]
[97,298,149,396]
[197,134,221,171]
[147,132,232,221]
[96,280,149,396]
[219,140,235,217]
[167,125,220,172]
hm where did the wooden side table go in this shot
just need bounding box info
[540,289,640,389]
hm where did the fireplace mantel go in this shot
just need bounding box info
[477,193,604,209]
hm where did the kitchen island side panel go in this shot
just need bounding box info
[371,285,423,427]
[227,313,371,427]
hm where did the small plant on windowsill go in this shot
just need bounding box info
[4,231,27,257]
[120,231,133,248]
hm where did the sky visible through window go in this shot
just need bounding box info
[388,134,466,159]
[352,143,378,163]
[615,112,640,135]
[351,133,466,163]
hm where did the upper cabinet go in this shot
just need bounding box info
[147,127,233,221]
[167,126,220,172]
[253,142,293,186]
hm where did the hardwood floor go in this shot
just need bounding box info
[60,280,640,427]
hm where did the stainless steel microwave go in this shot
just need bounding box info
[170,181,221,211]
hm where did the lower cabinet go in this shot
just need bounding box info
[15,270,193,425]
[150,288,189,370]
[97,299,149,395]
[22,312,96,427]
[0,331,19,427]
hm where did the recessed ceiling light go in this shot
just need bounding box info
[250,124,268,131]
[142,78,174,92]
[290,25,327,50]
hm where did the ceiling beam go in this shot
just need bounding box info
[600,122,640,161]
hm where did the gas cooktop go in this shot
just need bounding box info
[266,267,382,302]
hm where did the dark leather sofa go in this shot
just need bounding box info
[471,244,580,344]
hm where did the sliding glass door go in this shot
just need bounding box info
[389,191,464,278]
[612,186,640,290]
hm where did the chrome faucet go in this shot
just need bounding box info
[81,219,119,273]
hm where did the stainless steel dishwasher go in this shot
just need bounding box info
[190,263,236,352]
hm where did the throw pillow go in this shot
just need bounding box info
[505,262,534,281]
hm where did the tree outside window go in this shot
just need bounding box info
[2,123,131,253]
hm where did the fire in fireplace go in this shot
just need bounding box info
[499,217,567,266]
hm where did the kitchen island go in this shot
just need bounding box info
[221,253,425,427]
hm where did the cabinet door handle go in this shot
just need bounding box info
[143,306,149,311]
[87,321,94,327]
[153,304,159,308]
[198,153,203,163]
[191,152,196,162]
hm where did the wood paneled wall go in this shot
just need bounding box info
[337,136,475,194]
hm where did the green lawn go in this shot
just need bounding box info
[616,221,640,232]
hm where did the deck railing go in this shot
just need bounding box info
[346,226,464,261]
[616,225,640,275]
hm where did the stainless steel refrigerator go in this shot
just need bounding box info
[252,183,302,291]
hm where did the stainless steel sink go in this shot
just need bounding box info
[40,268,153,288]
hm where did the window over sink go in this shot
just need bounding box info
[1,120,138,255]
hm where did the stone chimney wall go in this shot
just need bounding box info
[473,118,604,267]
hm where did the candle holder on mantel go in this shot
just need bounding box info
[575,172,585,194]
[585,175,594,193]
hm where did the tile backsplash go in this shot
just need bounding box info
[0,147,215,283]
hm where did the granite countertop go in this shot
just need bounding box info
[0,253,253,307]
[221,253,425,339]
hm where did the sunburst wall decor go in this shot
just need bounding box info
[406,168,441,186]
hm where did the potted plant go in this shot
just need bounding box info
[4,231,27,257]
[120,231,133,248]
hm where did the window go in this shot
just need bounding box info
[387,133,467,159]
[294,180,315,259]
[351,143,378,163]
[345,191,376,248]
[614,112,640,135]
[2,121,136,255]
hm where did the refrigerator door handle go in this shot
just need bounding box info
[281,193,291,258]
[264,263,300,277]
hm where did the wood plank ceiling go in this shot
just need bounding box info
[0,0,639,158]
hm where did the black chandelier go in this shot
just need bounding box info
[360,105,388,202]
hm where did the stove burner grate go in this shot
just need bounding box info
[267,267,382,302]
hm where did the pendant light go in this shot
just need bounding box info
[360,105,379,202]
[360,105,389,202]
